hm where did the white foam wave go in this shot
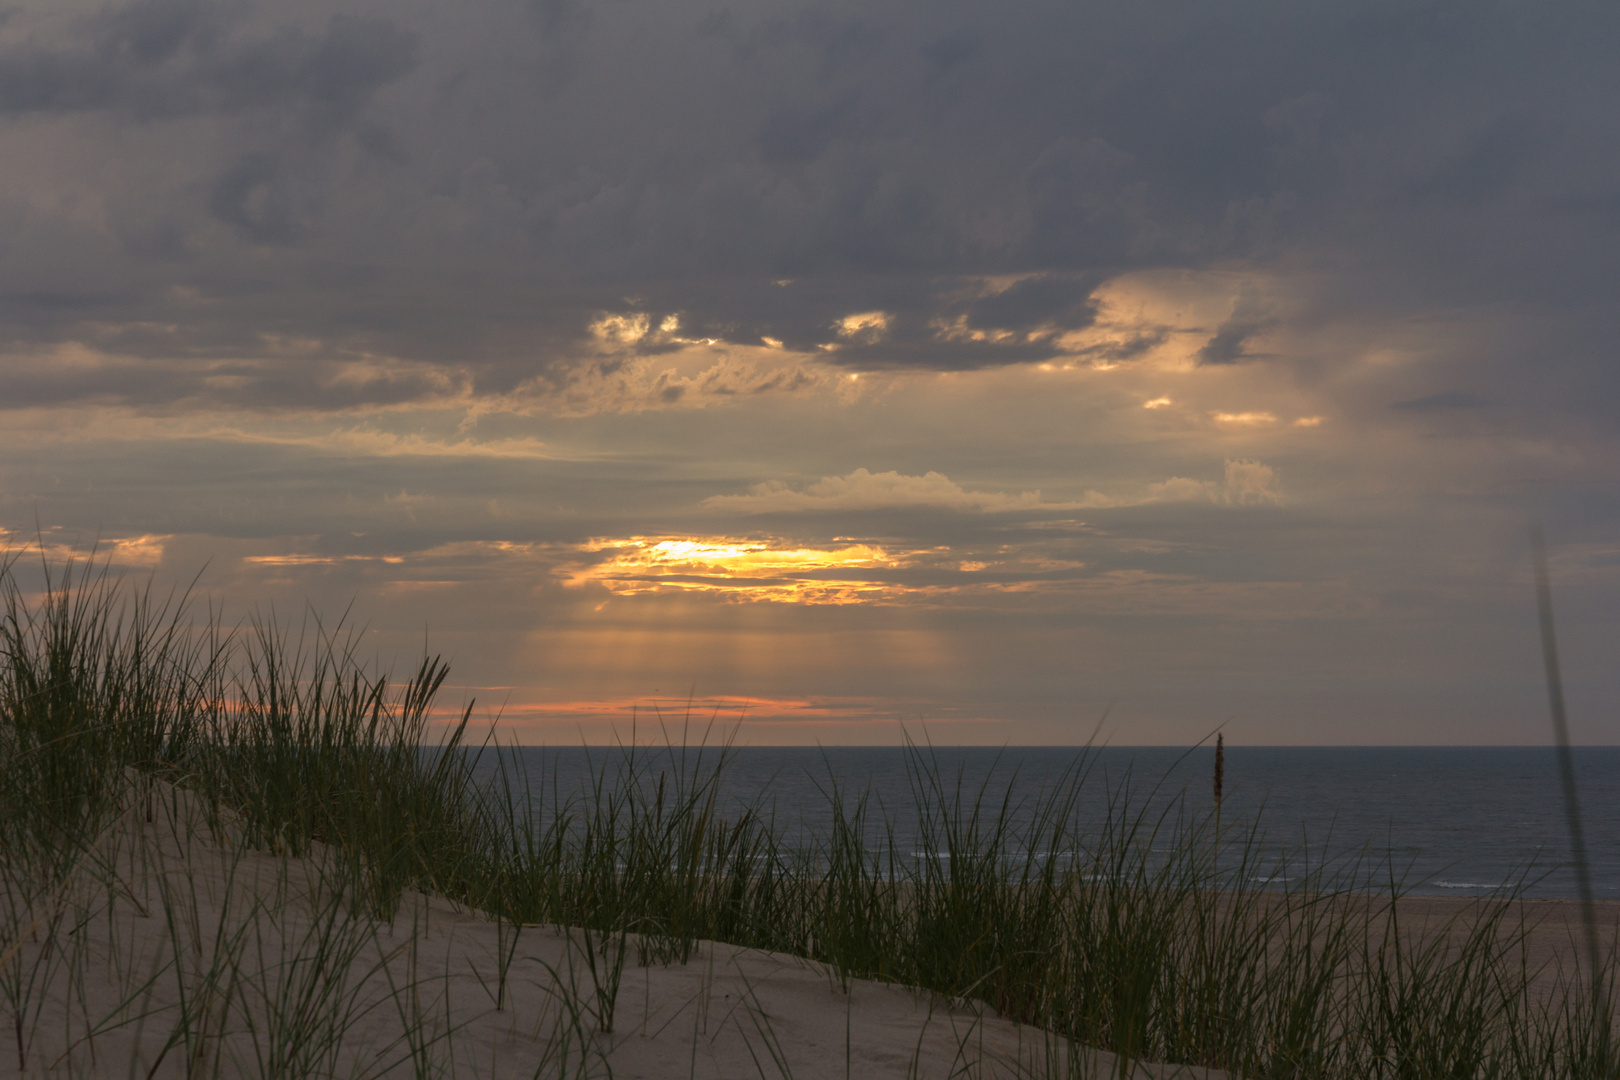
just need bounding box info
[1433,880,1508,890]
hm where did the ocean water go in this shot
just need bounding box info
[478,746,1620,900]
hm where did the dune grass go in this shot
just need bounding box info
[1,550,1617,1078]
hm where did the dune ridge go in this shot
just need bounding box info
[1,778,1219,1079]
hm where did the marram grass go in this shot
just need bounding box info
[1,551,1616,1078]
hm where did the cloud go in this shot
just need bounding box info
[703,468,1087,514]
[1197,287,1275,365]
[195,426,559,461]
[1391,391,1486,411]
[0,7,419,130]
[959,274,1101,336]
[1221,458,1282,506]
[0,341,462,413]
[704,463,1284,515]
[0,0,1613,431]
[0,0,1613,748]
[834,311,890,343]
[1142,460,1282,506]
[529,338,843,415]
[0,527,169,570]
[1212,411,1278,426]
[209,153,301,243]
[1143,476,1212,503]
[1409,116,1545,206]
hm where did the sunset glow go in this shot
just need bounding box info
[2,0,1615,745]
[570,537,913,604]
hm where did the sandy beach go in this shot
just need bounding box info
[1358,891,1620,1009]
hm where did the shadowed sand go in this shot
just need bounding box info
[2,781,1224,1079]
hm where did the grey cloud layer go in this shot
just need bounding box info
[0,3,416,126]
[2,0,1616,413]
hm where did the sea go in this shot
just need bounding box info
[476,746,1620,901]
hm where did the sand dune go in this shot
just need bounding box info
[1,782,1223,1079]
[12,776,1613,1079]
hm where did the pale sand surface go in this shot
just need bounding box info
[1,784,1222,1079]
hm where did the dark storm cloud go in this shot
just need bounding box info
[0,0,1616,406]
[0,3,417,127]
[1197,289,1276,366]
[962,276,1100,335]
[208,153,298,243]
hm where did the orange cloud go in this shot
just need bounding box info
[242,553,405,567]
[1212,410,1279,426]
[0,528,169,569]
[566,535,918,604]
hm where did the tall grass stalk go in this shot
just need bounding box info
[1534,527,1611,1054]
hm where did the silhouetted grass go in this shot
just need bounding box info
[1,549,1616,1078]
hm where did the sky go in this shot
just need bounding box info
[2,0,1618,745]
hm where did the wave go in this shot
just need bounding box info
[1433,880,1510,890]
